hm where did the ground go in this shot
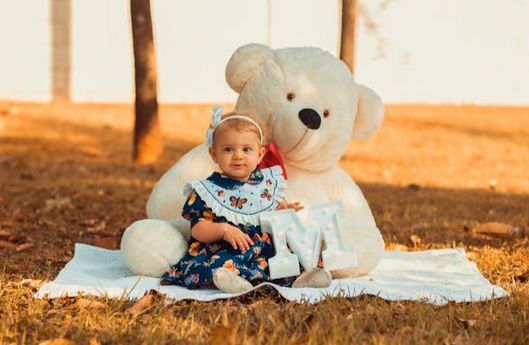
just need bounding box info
[0,102,528,344]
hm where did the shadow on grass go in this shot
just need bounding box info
[362,182,529,247]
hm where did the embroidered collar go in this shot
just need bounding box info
[184,166,286,226]
[207,168,264,190]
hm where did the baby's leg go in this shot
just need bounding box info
[213,268,253,293]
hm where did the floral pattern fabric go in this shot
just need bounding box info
[161,168,295,289]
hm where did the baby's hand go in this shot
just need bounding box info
[277,200,304,212]
[222,224,254,251]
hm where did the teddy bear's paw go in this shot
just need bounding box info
[291,268,332,288]
[213,268,253,294]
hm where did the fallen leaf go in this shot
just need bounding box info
[86,220,106,233]
[38,339,76,345]
[474,222,521,240]
[45,310,58,318]
[16,242,34,252]
[210,324,238,345]
[20,278,46,289]
[77,298,106,309]
[410,235,421,248]
[126,291,163,315]
[91,236,119,250]
[127,294,153,315]
[0,240,16,250]
[0,229,13,238]
[456,317,478,328]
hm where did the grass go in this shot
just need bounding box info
[0,102,528,344]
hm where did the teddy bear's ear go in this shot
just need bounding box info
[351,84,384,141]
[225,43,275,93]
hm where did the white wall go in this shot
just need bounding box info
[0,0,528,105]
[355,0,529,105]
[0,0,50,101]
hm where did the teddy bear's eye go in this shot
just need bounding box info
[287,92,295,101]
[323,109,330,118]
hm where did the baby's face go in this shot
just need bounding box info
[209,126,265,181]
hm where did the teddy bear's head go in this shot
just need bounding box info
[226,43,384,172]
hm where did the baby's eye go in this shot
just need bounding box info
[223,147,232,152]
[243,147,253,153]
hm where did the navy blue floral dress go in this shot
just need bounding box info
[161,167,294,289]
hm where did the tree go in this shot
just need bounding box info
[130,0,162,164]
[340,0,357,73]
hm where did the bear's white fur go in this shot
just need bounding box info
[121,43,385,279]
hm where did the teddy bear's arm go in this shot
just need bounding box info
[323,167,376,225]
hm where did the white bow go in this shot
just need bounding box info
[206,106,223,148]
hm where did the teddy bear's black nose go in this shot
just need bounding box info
[298,108,321,130]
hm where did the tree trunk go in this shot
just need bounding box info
[340,0,357,73]
[130,0,162,164]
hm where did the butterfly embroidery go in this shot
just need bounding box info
[230,196,247,209]
[217,190,224,197]
[265,179,272,186]
[261,189,272,200]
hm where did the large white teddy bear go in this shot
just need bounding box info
[121,43,385,280]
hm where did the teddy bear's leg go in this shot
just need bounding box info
[120,219,188,277]
[330,216,385,279]
[291,268,332,288]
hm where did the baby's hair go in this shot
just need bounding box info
[214,111,269,146]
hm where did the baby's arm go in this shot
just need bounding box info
[191,220,254,251]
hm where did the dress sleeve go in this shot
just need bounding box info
[181,190,215,228]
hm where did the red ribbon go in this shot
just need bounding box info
[258,143,288,179]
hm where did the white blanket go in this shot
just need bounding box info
[35,243,508,305]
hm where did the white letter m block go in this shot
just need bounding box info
[260,202,358,280]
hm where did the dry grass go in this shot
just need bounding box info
[0,102,528,344]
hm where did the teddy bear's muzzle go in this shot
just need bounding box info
[298,108,321,130]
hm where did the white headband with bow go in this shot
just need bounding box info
[206,106,263,148]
